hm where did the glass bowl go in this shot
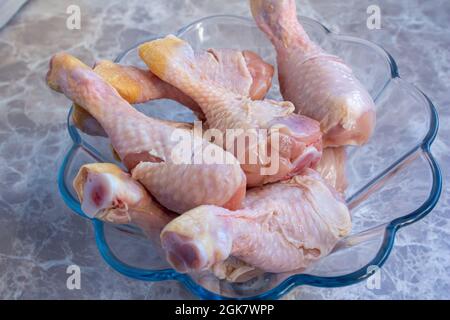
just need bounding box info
[58,15,442,299]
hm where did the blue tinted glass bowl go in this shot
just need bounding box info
[58,15,442,299]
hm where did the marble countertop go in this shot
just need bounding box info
[0,0,448,299]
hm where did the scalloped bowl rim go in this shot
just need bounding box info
[57,15,442,300]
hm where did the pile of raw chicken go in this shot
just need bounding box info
[47,0,376,282]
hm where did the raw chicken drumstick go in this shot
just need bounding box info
[46,53,246,213]
[73,49,274,136]
[73,163,175,235]
[161,169,351,273]
[139,35,322,186]
[73,163,261,282]
[250,0,376,147]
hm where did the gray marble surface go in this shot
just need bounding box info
[0,0,449,299]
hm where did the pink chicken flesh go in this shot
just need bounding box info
[250,0,376,147]
[161,169,351,273]
[139,36,322,186]
[46,53,246,213]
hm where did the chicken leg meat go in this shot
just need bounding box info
[161,169,351,273]
[47,53,246,213]
[73,49,274,136]
[73,163,263,282]
[139,35,322,186]
[73,163,174,235]
[250,0,376,147]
